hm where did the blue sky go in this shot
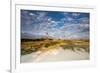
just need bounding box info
[21,10,90,39]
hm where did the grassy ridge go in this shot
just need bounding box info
[21,39,89,55]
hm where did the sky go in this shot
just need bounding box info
[21,10,90,39]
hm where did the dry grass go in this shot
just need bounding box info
[21,39,89,55]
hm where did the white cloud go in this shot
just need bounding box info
[47,18,52,21]
[21,10,89,39]
[29,13,35,16]
[79,17,89,24]
[67,17,74,21]
[37,12,47,17]
[34,17,89,39]
[72,13,80,17]
[56,23,89,39]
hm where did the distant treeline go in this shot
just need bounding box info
[21,38,89,42]
[21,38,53,42]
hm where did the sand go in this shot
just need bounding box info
[21,47,89,63]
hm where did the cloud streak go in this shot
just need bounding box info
[21,10,90,39]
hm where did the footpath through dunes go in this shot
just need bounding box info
[21,39,89,55]
[21,44,89,63]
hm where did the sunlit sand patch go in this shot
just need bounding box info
[34,47,63,61]
[48,47,63,55]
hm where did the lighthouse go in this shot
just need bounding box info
[46,32,48,36]
[45,31,49,40]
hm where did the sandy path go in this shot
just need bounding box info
[21,47,89,63]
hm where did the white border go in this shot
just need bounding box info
[11,4,95,73]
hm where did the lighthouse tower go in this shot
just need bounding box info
[45,31,49,40]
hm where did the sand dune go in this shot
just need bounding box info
[21,47,89,63]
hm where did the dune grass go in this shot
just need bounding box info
[21,39,89,55]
